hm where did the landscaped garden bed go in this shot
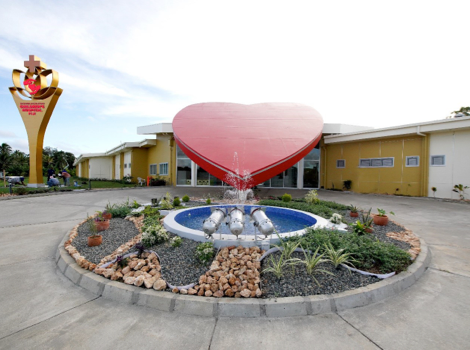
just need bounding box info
[64,193,420,299]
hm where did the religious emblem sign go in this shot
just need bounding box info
[9,55,63,187]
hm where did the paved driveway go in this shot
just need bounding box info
[0,188,469,349]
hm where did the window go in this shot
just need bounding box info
[406,156,420,167]
[124,163,127,169]
[176,145,192,185]
[359,157,394,168]
[149,164,157,175]
[431,155,445,166]
[128,163,131,169]
[159,163,168,176]
[336,159,345,168]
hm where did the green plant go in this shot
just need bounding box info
[94,211,107,222]
[301,246,332,285]
[305,190,320,205]
[262,252,301,279]
[142,206,160,217]
[160,192,174,209]
[350,220,368,236]
[343,180,352,190]
[360,208,373,228]
[329,213,342,224]
[173,197,181,207]
[431,187,437,197]
[376,208,395,217]
[281,193,292,202]
[13,187,28,195]
[349,205,358,213]
[182,195,190,202]
[452,184,469,200]
[170,236,182,248]
[324,243,356,269]
[105,201,132,218]
[195,242,215,264]
[116,255,129,268]
[206,198,211,205]
[141,222,169,247]
[131,200,141,209]
[86,214,99,237]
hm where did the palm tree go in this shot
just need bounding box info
[0,143,12,187]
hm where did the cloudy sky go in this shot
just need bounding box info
[0,0,469,156]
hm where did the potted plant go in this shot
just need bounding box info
[94,211,110,231]
[87,217,102,247]
[102,209,112,220]
[349,204,359,217]
[373,208,395,226]
[360,208,374,233]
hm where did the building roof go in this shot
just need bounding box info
[137,122,173,135]
[324,116,470,144]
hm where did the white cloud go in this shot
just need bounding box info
[0,130,17,138]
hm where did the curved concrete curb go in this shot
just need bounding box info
[55,232,431,318]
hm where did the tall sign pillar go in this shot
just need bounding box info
[9,55,63,187]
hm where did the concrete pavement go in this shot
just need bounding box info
[0,188,469,349]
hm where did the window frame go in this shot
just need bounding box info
[149,164,157,175]
[430,155,446,167]
[358,157,395,168]
[159,162,169,176]
[405,156,420,167]
[336,159,346,168]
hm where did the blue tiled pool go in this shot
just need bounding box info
[174,205,317,235]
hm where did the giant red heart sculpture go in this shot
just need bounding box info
[173,103,323,190]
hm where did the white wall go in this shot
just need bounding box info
[77,163,81,177]
[114,155,120,180]
[124,151,132,178]
[89,157,112,179]
[428,130,470,199]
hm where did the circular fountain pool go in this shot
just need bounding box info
[164,205,331,248]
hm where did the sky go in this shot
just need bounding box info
[0,0,469,157]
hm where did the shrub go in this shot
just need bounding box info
[329,213,342,224]
[142,206,160,217]
[281,193,292,202]
[182,195,190,203]
[305,190,319,205]
[105,202,132,218]
[206,198,211,205]
[170,236,182,248]
[159,192,173,210]
[13,187,28,195]
[195,242,215,264]
[141,222,169,247]
[173,197,181,207]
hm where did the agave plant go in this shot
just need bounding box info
[301,246,332,286]
[262,252,301,279]
[323,243,356,269]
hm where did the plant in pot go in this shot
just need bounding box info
[373,208,395,226]
[102,209,112,220]
[87,217,102,247]
[349,204,359,217]
[360,208,374,233]
[94,211,110,231]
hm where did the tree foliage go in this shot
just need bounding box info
[448,107,470,119]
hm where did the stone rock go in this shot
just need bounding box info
[134,270,144,277]
[135,260,145,270]
[210,284,219,293]
[134,275,145,287]
[229,277,236,285]
[141,266,150,273]
[180,289,188,295]
[149,269,158,276]
[240,289,251,298]
[223,283,231,290]
[128,260,138,269]
[123,271,135,278]
[121,266,131,275]
[255,288,262,297]
[213,290,224,298]
[172,287,179,294]
[204,284,211,291]
[198,288,205,296]
[225,288,234,297]
[143,277,156,289]
[234,292,241,298]
[205,290,213,297]
[111,271,123,281]
[219,277,228,284]
[103,269,115,279]
[124,276,136,285]
[153,279,167,291]
[188,288,197,295]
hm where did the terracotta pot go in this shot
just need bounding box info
[95,219,110,231]
[373,215,388,226]
[350,211,359,217]
[88,235,102,247]
[102,213,112,220]
[365,227,374,233]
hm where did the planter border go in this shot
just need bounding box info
[55,230,431,318]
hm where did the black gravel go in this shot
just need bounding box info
[74,218,140,264]
[342,212,411,251]
[145,233,212,287]
[261,251,380,298]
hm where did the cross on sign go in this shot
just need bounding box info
[24,55,46,73]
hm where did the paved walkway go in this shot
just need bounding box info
[0,188,469,349]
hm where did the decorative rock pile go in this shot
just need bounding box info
[183,245,265,298]
[95,251,168,291]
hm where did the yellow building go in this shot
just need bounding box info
[74,117,470,199]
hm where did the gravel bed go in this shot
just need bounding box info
[146,233,212,287]
[261,251,379,298]
[342,212,411,251]
[74,218,140,264]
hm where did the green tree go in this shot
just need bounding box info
[8,150,29,177]
[448,107,470,118]
[0,143,12,187]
